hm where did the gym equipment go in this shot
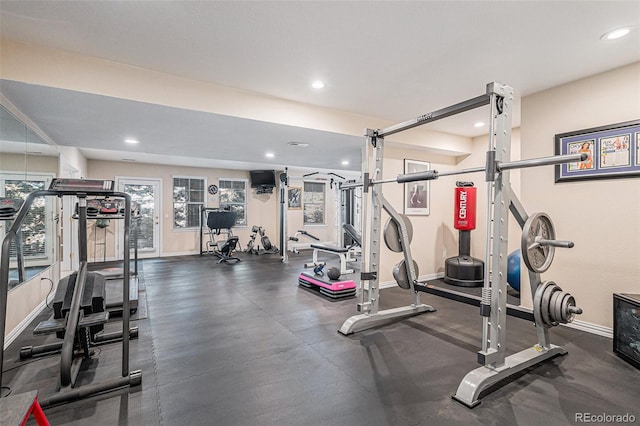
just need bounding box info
[246,225,278,255]
[0,198,25,285]
[303,225,362,277]
[305,244,354,275]
[313,262,326,275]
[521,212,573,273]
[507,249,521,292]
[383,214,413,253]
[327,266,341,280]
[298,272,356,298]
[205,210,241,263]
[343,223,362,248]
[19,271,139,360]
[77,197,141,314]
[279,168,354,264]
[288,230,320,253]
[444,182,484,287]
[338,82,584,408]
[533,281,582,327]
[0,178,141,407]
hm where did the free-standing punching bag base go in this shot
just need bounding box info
[444,255,484,287]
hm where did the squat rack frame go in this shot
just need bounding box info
[339,82,586,407]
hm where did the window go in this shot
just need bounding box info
[303,182,325,225]
[173,177,205,228]
[219,179,247,226]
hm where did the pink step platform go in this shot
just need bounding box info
[298,272,356,299]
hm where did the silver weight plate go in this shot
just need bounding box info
[392,259,419,290]
[550,288,565,327]
[534,281,556,328]
[383,215,413,253]
[521,212,556,273]
[541,282,559,327]
[562,294,577,323]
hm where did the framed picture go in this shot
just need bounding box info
[403,159,430,215]
[288,187,301,209]
[555,120,640,182]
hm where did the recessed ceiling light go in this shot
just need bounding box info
[265,152,275,158]
[311,80,325,89]
[601,27,632,40]
[341,160,350,166]
[473,122,485,128]
[124,138,139,144]
[288,141,309,147]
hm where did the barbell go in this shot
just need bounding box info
[340,152,588,190]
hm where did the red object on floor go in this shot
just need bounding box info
[23,395,49,426]
[0,391,50,426]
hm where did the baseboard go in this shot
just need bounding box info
[161,251,198,257]
[561,319,613,339]
[3,295,53,350]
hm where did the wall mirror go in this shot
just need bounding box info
[0,103,59,291]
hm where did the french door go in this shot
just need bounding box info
[116,177,161,258]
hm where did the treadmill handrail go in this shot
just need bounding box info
[60,261,89,387]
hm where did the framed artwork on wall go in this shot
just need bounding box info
[403,159,430,215]
[555,120,640,182]
[288,187,301,209]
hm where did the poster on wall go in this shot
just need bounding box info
[403,159,430,215]
[554,120,640,182]
[288,187,301,209]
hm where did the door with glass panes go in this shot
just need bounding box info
[116,178,161,258]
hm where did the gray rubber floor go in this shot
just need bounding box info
[4,252,639,425]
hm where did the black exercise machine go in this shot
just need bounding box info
[246,225,278,255]
[0,178,141,407]
[205,210,241,263]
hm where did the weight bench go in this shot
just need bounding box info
[306,244,354,275]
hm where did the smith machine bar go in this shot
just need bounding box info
[338,82,585,407]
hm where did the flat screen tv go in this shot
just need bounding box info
[250,170,276,189]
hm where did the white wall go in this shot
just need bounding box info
[520,62,640,328]
[88,160,279,256]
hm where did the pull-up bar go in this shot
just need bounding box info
[379,94,491,138]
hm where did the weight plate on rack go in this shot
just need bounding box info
[534,281,556,328]
[383,215,413,253]
[521,212,556,273]
[392,259,419,290]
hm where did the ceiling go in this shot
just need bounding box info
[1,1,638,171]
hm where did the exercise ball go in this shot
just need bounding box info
[327,267,341,281]
[507,249,521,292]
